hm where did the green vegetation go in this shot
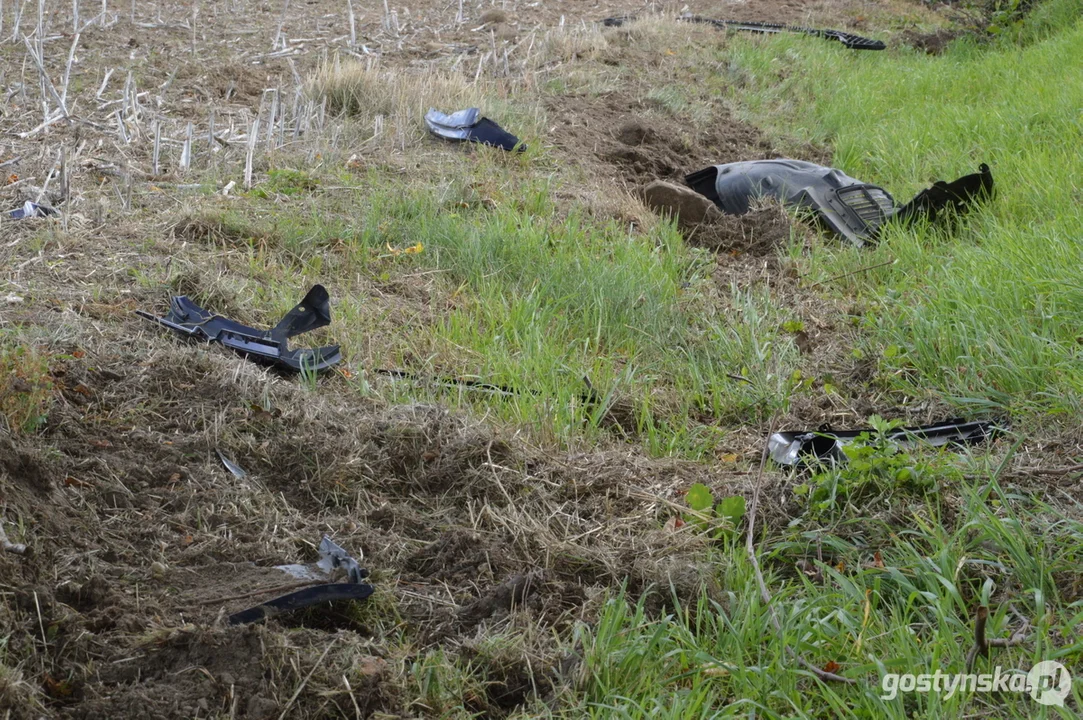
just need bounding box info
[560,12,1083,719]
[0,339,54,434]
[577,479,1083,718]
[720,15,1083,421]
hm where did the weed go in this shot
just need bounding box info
[0,341,54,434]
[684,482,746,535]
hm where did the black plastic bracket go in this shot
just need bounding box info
[136,285,342,373]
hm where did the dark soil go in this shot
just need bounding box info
[903,28,963,54]
[545,91,774,188]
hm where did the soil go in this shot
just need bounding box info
[902,28,963,54]
[0,347,767,718]
[545,89,824,255]
[545,91,774,188]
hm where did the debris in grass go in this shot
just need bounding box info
[216,449,247,479]
[228,582,375,625]
[317,534,366,584]
[1,523,29,555]
[965,605,1029,669]
[686,160,994,246]
[7,200,57,219]
[425,108,526,152]
[230,536,372,625]
[768,418,999,466]
[136,285,342,373]
[603,14,886,50]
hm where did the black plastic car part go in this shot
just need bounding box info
[136,285,342,372]
[425,108,526,152]
[685,161,994,246]
[768,419,999,466]
[228,583,375,625]
[893,163,994,225]
[602,14,885,51]
[230,535,373,625]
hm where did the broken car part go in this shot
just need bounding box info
[216,449,247,479]
[228,583,374,625]
[768,419,998,466]
[892,163,995,225]
[230,535,373,625]
[603,14,885,51]
[685,160,993,246]
[7,201,56,219]
[317,534,366,584]
[136,285,341,373]
[425,108,526,152]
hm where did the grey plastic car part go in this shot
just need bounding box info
[317,535,366,584]
[602,14,885,50]
[230,536,372,625]
[7,201,56,219]
[425,108,526,152]
[136,285,341,372]
[685,161,993,246]
[768,419,998,466]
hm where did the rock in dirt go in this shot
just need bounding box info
[642,180,724,228]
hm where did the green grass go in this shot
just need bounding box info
[181,156,799,458]
[570,477,1083,718]
[715,13,1083,421]
[562,11,1083,719]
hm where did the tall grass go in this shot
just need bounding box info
[717,18,1083,421]
[338,171,796,454]
[570,480,1083,717]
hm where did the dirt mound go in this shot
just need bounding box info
[902,28,962,54]
[546,91,772,188]
[689,204,796,255]
[641,180,795,254]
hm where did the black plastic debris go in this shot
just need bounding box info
[768,419,998,466]
[685,160,994,246]
[136,285,342,373]
[893,163,995,225]
[425,108,525,152]
[7,201,57,219]
[228,583,374,625]
[603,14,886,51]
[230,535,373,625]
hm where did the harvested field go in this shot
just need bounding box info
[2,0,1082,717]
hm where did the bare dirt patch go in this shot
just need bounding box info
[545,90,774,188]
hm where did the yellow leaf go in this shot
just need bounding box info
[404,242,423,255]
[385,242,401,256]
